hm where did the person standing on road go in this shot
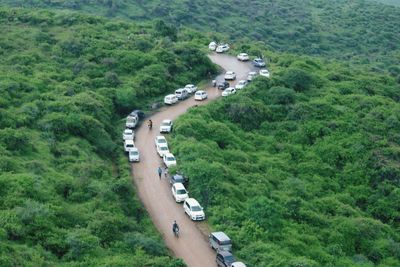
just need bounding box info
[157,166,162,179]
[164,167,169,179]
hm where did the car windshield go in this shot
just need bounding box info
[158,139,166,143]
[167,156,175,161]
[191,206,202,211]
[177,189,186,194]
[131,151,138,155]
[160,147,168,151]
[161,122,170,126]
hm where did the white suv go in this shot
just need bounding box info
[124,139,135,152]
[128,148,140,162]
[156,143,169,157]
[237,53,249,61]
[163,153,177,167]
[160,119,173,133]
[184,84,198,94]
[183,198,205,221]
[171,183,189,202]
[224,71,236,80]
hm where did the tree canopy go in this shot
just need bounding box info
[170,50,400,266]
[0,7,215,265]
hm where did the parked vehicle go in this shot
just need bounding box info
[216,251,236,267]
[237,53,249,61]
[130,109,145,120]
[128,148,140,162]
[247,71,257,82]
[184,84,198,93]
[164,94,178,105]
[126,113,139,128]
[160,119,173,133]
[222,87,236,97]
[175,88,189,100]
[183,198,205,221]
[155,135,168,147]
[216,44,229,53]
[253,57,266,67]
[169,174,188,185]
[209,41,217,51]
[224,71,236,80]
[231,262,247,267]
[235,80,248,90]
[209,232,232,252]
[171,183,189,203]
[124,139,135,152]
[217,81,230,90]
[259,69,270,78]
[156,143,170,157]
[194,90,208,101]
[123,129,135,141]
[163,153,177,167]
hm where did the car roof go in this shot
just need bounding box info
[185,84,195,87]
[158,142,168,147]
[156,135,166,140]
[162,119,172,123]
[125,139,134,145]
[165,94,176,98]
[185,198,200,206]
[173,182,186,189]
[124,129,133,133]
[211,232,231,242]
[175,88,187,92]
[218,250,233,257]
[165,153,174,157]
[129,147,138,152]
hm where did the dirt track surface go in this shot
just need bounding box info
[132,53,254,267]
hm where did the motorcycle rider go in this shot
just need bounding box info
[172,220,179,236]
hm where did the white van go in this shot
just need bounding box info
[125,114,138,128]
[175,88,189,100]
[124,139,135,152]
[164,94,178,105]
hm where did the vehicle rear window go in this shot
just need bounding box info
[177,189,186,194]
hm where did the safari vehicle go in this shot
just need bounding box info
[209,232,232,252]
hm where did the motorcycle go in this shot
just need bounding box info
[173,227,180,238]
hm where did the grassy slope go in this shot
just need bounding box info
[0,8,215,266]
[372,0,400,6]
[170,48,400,266]
[1,0,400,72]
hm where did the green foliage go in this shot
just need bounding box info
[2,0,400,71]
[171,55,400,266]
[0,7,218,266]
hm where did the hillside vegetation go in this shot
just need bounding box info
[372,0,400,6]
[2,0,400,72]
[0,8,215,266]
[170,49,400,266]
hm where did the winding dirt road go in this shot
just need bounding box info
[132,54,254,267]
